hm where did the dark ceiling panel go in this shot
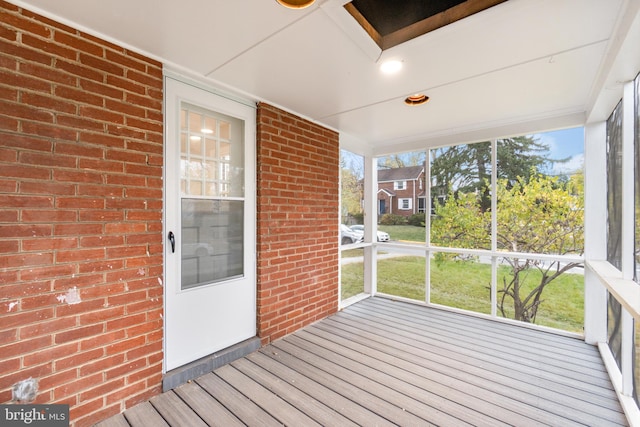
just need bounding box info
[350,0,466,36]
[345,0,508,50]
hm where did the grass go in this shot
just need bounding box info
[378,225,426,242]
[341,255,584,333]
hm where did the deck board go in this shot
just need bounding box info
[173,381,244,427]
[96,296,628,427]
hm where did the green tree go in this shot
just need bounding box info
[340,151,364,223]
[430,136,561,211]
[431,172,584,324]
[378,151,425,169]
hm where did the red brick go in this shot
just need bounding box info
[78,210,124,222]
[0,39,51,66]
[105,49,146,72]
[53,31,103,57]
[77,259,125,274]
[22,34,74,60]
[0,180,17,194]
[24,342,78,367]
[22,121,78,141]
[21,209,77,222]
[80,235,124,248]
[0,251,54,268]
[78,157,123,173]
[54,223,103,236]
[20,264,75,281]
[79,354,125,377]
[79,306,125,326]
[20,181,76,196]
[105,381,146,405]
[55,141,104,158]
[125,117,162,134]
[79,105,124,125]
[106,75,145,95]
[53,372,103,400]
[20,316,77,339]
[0,163,51,180]
[0,3,167,424]
[56,247,105,263]
[55,324,105,345]
[79,79,124,101]
[57,114,105,132]
[53,169,103,184]
[79,52,124,76]
[54,84,103,106]
[0,364,54,395]
[56,298,106,318]
[80,330,126,352]
[0,334,51,358]
[105,336,145,356]
[0,69,52,93]
[0,239,18,253]
[0,358,20,376]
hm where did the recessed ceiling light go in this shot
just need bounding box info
[380,59,403,75]
[404,94,429,106]
[276,0,315,9]
[201,128,214,134]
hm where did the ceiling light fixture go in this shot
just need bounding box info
[404,94,429,106]
[379,59,403,75]
[276,0,315,9]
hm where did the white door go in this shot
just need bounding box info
[164,77,256,371]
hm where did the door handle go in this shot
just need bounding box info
[168,231,175,253]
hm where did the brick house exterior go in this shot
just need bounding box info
[0,2,339,425]
[377,166,426,218]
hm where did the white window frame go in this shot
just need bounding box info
[398,198,412,210]
[394,180,406,190]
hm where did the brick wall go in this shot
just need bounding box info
[0,2,164,425]
[256,103,340,344]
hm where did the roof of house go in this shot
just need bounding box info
[378,166,424,182]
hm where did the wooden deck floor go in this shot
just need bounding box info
[96,297,627,426]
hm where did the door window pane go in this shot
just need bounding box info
[179,102,245,289]
[181,199,244,289]
[180,104,244,198]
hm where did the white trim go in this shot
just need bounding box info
[584,121,608,344]
[365,155,378,296]
[622,81,636,281]
[588,260,640,321]
[599,342,640,427]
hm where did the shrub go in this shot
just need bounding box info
[407,213,426,227]
[379,214,406,225]
[351,212,364,224]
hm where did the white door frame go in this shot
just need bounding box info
[162,73,256,372]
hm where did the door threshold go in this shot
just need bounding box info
[163,336,261,392]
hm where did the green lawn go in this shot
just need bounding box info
[378,225,426,243]
[342,256,584,333]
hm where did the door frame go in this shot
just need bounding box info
[162,71,257,374]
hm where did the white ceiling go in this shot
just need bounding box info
[11,0,640,155]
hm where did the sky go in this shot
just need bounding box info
[532,127,584,175]
[342,125,585,176]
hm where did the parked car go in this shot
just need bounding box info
[349,225,390,242]
[340,224,363,245]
